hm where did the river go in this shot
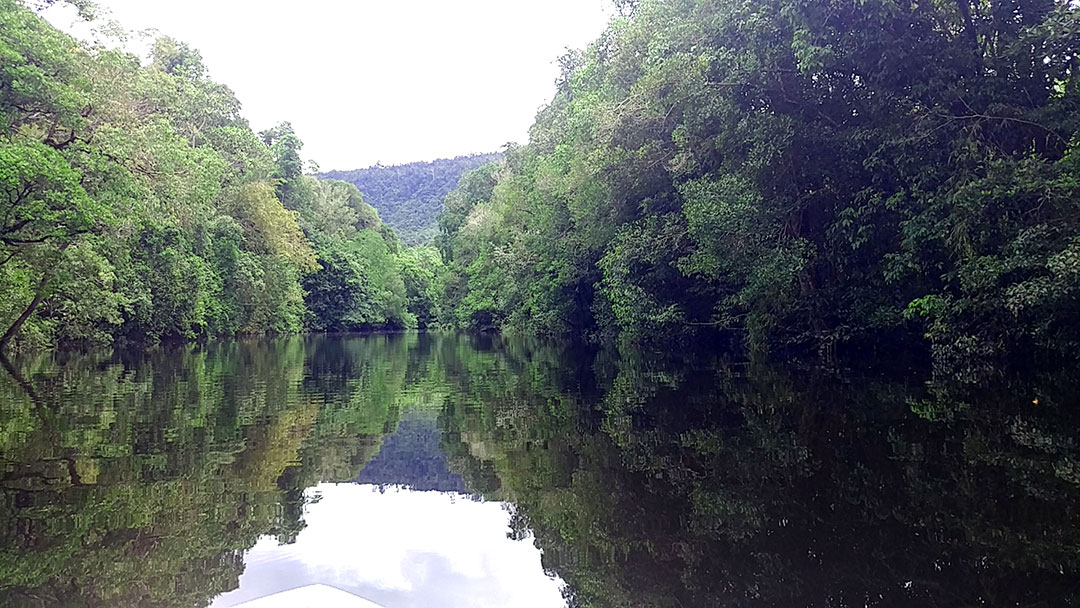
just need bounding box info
[1,333,1078,607]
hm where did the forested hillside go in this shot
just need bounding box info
[0,0,444,350]
[438,0,1080,369]
[320,154,500,246]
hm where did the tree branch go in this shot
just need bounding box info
[935,112,1069,145]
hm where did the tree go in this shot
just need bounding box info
[0,1,105,349]
[225,182,317,272]
[398,246,444,328]
[437,0,1080,369]
[0,0,424,349]
[303,231,412,331]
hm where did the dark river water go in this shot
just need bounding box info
[1,334,1079,607]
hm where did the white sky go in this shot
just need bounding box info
[45,0,613,170]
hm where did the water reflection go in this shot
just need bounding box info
[210,484,565,608]
[356,409,467,493]
[1,334,1079,607]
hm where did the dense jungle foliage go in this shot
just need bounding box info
[437,0,1080,369]
[0,0,448,352]
[320,154,500,246]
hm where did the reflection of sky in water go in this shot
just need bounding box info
[210,484,568,608]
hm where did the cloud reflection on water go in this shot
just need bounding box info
[210,483,567,608]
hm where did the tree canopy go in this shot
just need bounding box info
[437,0,1080,371]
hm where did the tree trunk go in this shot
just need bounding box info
[0,273,51,352]
[955,0,982,70]
[0,244,68,352]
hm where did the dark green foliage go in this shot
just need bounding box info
[321,154,500,246]
[398,246,444,328]
[438,0,1080,370]
[303,233,412,332]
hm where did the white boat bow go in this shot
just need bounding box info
[233,584,386,608]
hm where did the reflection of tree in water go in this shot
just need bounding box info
[4,334,1080,608]
[440,342,1080,608]
[0,336,415,607]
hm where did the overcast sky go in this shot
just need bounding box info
[45,0,613,170]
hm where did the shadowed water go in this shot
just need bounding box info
[1,333,1079,607]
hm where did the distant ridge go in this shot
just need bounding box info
[319,153,501,246]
